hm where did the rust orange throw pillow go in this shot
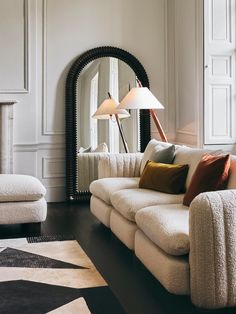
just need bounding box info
[139,161,189,194]
[183,153,231,206]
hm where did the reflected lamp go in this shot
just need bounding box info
[92,93,130,153]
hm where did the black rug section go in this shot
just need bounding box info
[0,247,87,269]
[27,235,74,243]
[0,280,126,314]
[0,280,83,314]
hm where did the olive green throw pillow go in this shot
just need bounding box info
[139,161,189,194]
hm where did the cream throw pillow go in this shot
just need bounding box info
[92,142,109,153]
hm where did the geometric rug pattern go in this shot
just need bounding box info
[0,247,87,269]
[0,236,125,313]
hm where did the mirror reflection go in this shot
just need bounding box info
[76,57,140,192]
[77,57,140,154]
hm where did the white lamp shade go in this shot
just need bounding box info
[118,87,164,110]
[92,98,130,120]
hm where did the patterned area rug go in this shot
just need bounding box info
[0,236,125,314]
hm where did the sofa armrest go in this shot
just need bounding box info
[189,189,236,309]
[98,153,143,178]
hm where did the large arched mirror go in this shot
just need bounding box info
[66,47,150,201]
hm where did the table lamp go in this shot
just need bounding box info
[117,85,168,142]
[92,93,130,153]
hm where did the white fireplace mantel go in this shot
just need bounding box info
[0,101,18,174]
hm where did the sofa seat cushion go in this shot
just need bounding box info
[110,188,184,221]
[135,204,189,256]
[0,175,46,202]
[89,177,139,205]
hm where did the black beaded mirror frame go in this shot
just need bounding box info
[66,46,151,201]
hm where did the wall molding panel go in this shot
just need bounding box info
[152,0,169,139]
[176,130,197,136]
[163,0,169,133]
[173,0,202,145]
[172,0,204,146]
[209,85,232,139]
[210,56,232,78]
[42,0,64,136]
[42,157,65,179]
[14,142,65,152]
[0,0,29,94]
[195,0,204,147]
[210,0,231,43]
[23,0,30,93]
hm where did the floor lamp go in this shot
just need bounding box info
[117,86,168,143]
[92,93,130,153]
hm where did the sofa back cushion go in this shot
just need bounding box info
[173,147,217,190]
[227,155,236,189]
[140,139,174,174]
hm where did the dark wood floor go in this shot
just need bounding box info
[0,202,235,314]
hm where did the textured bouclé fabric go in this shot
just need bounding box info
[135,204,189,256]
[111,188,184,221]
[0,174,46,202]
[89,177,139,205]
[98,153,143,178]
[190,190,236,309]
[135,230,190,295]
[0,198,47,224]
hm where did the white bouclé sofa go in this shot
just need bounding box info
[89,140,236,310]
[0,174,47,225]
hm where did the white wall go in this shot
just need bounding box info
[170,0,204,147]
[0,0,169,201]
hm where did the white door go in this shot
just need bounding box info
[204,0,236,144]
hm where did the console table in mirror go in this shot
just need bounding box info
[66,46,150,201]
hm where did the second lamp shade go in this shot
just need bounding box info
[118,87,164,110]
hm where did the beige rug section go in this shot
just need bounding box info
[0,239,107,289]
